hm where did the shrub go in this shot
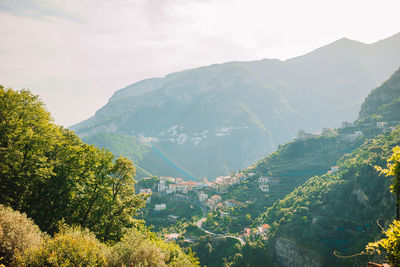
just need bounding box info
[107,228,199,266]
[16,226,107,267]
[366,220,400,266]
[0,205,45,266]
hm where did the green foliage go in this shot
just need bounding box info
[0,205,45,266]
[225,239,273,267]
[376,146,400,195]
[83,133,154,178]
[16,226,107,267]
[255,128,400,266]
[366,220,400,266]
[189,237,239,267]
[0,86,146,242]
[359,67,400,119]
[107,228,199,266]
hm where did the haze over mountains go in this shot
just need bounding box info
[72,32,400,180]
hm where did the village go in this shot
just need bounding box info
[137,169,280,243]
[135,121,399,244]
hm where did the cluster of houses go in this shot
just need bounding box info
[138,172,271,212]
[156,174,244,195]
[199,193,246,212]
[297,127,340,140]
[158,176,203,194]
[243,224,270,240]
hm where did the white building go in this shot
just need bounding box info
[169,181,197,194]
[258,177,270,192]
[199,192,208,202]
[259,184,270,192]
[331,166,339,173]
[158,180,167,192]
[155,204,166,211]
[258,177,269,183]
[211,194,222,203]
[160,176,183,184]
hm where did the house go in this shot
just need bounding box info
[158,180,167,192]
[155,204,166,211]
[140,188,152,194]
[244,228,251,237]
[164,233,179,240]
[211,195,222,203]
[199,192,208,202]
[237,173,247,181]
[169,181,197,194]
[257,226,264,235]
[331,166,339,173]
[322,128,337,136]
[216,183,229,193]
[160,176,183,184]
[224,199,245,207]
[377,122,388,128]
[259,184,270,192]
[215,176,238,185]
[258,177,269,183]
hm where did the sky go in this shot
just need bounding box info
[0,0,399,127]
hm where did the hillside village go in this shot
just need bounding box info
[136,121,398,244]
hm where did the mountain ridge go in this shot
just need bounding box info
[71,32,400,180]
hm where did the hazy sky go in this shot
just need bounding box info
[1,0,399,127]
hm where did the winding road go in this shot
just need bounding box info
[195,205,245,245]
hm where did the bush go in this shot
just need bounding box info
[16,226,107,267]
[107,228,199,266]
[0,205,45,266]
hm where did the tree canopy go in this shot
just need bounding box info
[0,86,145,242]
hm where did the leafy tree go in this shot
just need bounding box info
[0,86,145,241]
[366,220,400,266]
[376,146,400,220]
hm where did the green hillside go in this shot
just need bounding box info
[257,127,400,266]
[250,68,400,266]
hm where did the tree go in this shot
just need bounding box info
[0,86,146,241]
[376,146,400,220]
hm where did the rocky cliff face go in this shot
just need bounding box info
[275,238,322,267]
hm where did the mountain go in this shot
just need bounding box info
[71,32,400,180]
[358,67,400,121]
[251,68,400,266]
